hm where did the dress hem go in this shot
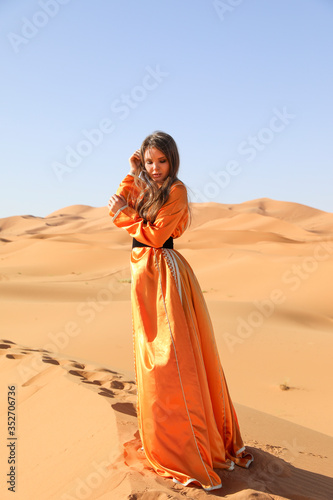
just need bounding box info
[172,477,222,491]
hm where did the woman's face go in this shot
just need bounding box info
[144,147,170,186]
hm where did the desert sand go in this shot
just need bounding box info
[0,197,333,499]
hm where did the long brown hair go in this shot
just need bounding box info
[129,130,192,227]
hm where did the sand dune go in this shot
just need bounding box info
[1,340,332,500]
[0,197,333,499]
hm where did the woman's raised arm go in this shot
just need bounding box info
[109,183,188,248]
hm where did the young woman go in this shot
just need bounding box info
[108,131,253,491]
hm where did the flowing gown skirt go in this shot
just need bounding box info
[129,245,253,491]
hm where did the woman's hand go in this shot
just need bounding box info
[129,149,142,174]
[108,194,127,214]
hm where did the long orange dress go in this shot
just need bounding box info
[108,173,253,491]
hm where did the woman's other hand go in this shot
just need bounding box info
[108,194,127,214]
[129,149,142,174]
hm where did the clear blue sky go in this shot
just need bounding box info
[1,0,332,218]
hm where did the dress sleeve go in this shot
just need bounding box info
[111,173,137,206]
[109,181,188,248]
[108,172,138,219]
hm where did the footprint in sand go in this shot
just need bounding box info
[42,357,60,365]
[70,362,85,369]
[0,340,26,359]
[0,343,12,350]
[0,339,138,419]
[6,353,26,359]
[111,402,137,417]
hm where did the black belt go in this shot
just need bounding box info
[132,236,173,249]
